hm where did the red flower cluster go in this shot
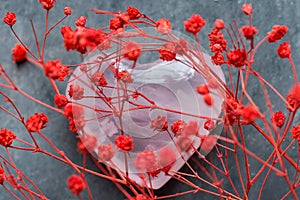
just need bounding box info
[158,42,176,61]
[123,41,141,61]
[150,116,168,132]
[171,120,187,136]
[277,41,291,59]
[291,124,300,143]
[110,17,124,30]
[241,4,253,15]
[126,6,141,20]
[75,16,86,27]
[91,72,107,87]
[67,174,85,195]
[3,12,16,26]
[54,94,68,108]
[286,84,300,111]
[0,167,5,184]
[204,119,216,131]
[0,129,16,147]
[61,26,107,54]
[38,0,56,10]
[97,144,114,162]
[223,97,242,126]
[12,44,27,63]
[68,84,84,100]
[26,113,48,132]
[208,28,227,65]
[79,134,98,152]
[227,49,247,68]
[267,25,288,43]
[44,60,69,81]
[240,26,258,40]
[64,7,72,15]
[115,135,134,151]
[134,150,156,172]
[181,121,199,136]
[271,111,285,128]
[214,19,225,30]
[64,104,85,133]
[156,18,172,34]
[184,14,206,35]
[116,70,134,83]
[240,105,260,123]
[197,84,209,95]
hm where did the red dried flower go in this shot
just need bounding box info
[64,7,72,15]
[208,28,227,53]
[182,121,199,136]
[240,105,260,123]
[68,84,84,100]
[12,44,27,63]
[271,111,285,128]
[3,12,16,26]
[115,135,134,151]
[64,104,84,120]
[196,85,209,95]
[158,42,176,61]
[267,25,288,43]
[54,94,68,108]
[98,144,114,162]
[203,94,213,106]
[214,19,225,30]
[44,60,69,81]
[204,119,216,131]
[211,52,225,65]
[67,174,85,195]
[171,120,187,136]
[150,116,168,132]
[26,113,48,132]
[227,49,247,68]
[156,18,172,34]
[123,41,141,61]
[286,84,300,111]
[0,167,5,184]
[110,17,123,30]
[134,150,156,172]
[291,124,300,142]
[69,116,85,132]
[184,14,206,35]
[75,16,86,27]
[240,26,258,40]
[80,134,97,152]
[241,4,253,15]
[116,70,134,83]
[126,6,141,20]
[174,38,189,55]
[0,129,16,147]
[91,72,107,86]
[277,41,291,59]
[38,0,56,10]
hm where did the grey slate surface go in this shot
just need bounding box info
[0,0,300,199]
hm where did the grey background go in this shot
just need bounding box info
[0,0,300,199]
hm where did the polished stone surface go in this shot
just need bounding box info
[1,0,300,199]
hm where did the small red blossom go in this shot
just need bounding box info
[68,84,84,100]
[184,14,206,35]
[241,105,260,123]
[26,113,48,132]
[0,129,16,147]
[291,124,300,142]
[98,144,114,162]
[240,26,258,40]
[286,84,300,111]
[208,28,227,53]
[64,104,84,120]
[80,134,97,152]
[3,12,16,26]
[69,116,85,132]
[211,52,225,65]
[12,44,27,63]
[182,121,199,136]
[44,60,69,81]
[54,94,68,108]
[0,167,5,184]
[158,42,176,61]
[115,135,134,151]
[267,25,288,43]
[204,119,216,131]
[38,0,56,10]
[150,116,168,132]
[227,49,247,68]
[203,94,213,106]
[67,174,85,196]
[126,6,141,20]
[156,18,172,34]
[174,38,189,55]
[223,97,241,126]
[271,111,285,128]
[75,16,86,27]
[171,120,187,136]
[64,7,72,15]
[123,41,141,61]
[241,4,253,15]
[196,85,209,95]
[91,72,107,86]
[277,41,291,58]
[214,19,225,30]
[110,17,123,30]
[134,150,156,172]
[116,70,134,83]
